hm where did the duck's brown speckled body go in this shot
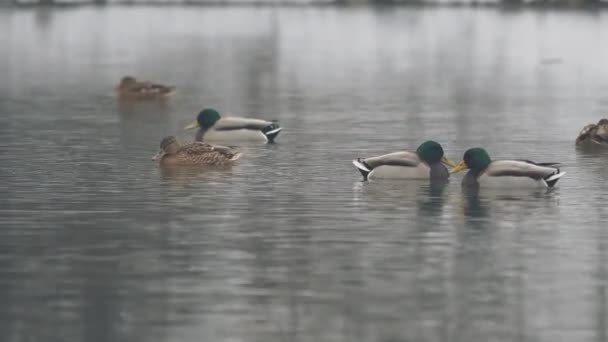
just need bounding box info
[115,76,175,100]
[153,136,241,166]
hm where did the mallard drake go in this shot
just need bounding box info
[185,108,282,143]
[115,76,175,99]
[450,148,565,189]
[576,118,608,147]
[152,136,242,166]
[352,141,456,181]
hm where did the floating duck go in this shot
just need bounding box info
[152,136,241,166]
[352,141,456,181]
[576,118,608,147]
[185,108,282,143]
[450,148,565,189]
[115,76,175,99]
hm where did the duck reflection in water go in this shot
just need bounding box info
[458,185,561,232]
[416,180,449,218]
[117,95,171,114]
[576,142,608,159]
[461,189,490,221]
[159,164,236,179]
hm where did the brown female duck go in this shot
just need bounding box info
[152,136,242,166]
[115,76,175,99]
[576,118,608,147]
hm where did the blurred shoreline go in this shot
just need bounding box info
[2,0,608,9]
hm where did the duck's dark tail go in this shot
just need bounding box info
[352,158,372,181]
[543,169,566,188]
[262,123,282,143]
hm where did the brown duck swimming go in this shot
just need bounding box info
[152,136,242,166]
[115,76,175,99]
[576,118,608,147]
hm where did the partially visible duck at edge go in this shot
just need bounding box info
[152,136,242,166]
[185,108,282,144]
[576,118,608,147]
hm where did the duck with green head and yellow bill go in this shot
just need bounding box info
[152,136,242,166]
[450,148,565,189]
[185,108,282,144]
[576,118,608,147]
[352,141,456,181]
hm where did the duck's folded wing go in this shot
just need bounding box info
[214,117,275,131]
[485,160,558,179]
[126,82,150,91]
[205,143,241,158]
[146,83,173,92]
[515,160,561,167]
[180,142,216,154]
[180,142,241,162]
[362,151,421,169]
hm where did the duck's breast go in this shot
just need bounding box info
[159,155,183,166]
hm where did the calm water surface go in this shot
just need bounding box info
[2,6,608,342]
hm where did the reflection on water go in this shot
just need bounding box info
[158,164,238,182]
[2,6,608,342]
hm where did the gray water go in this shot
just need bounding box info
[2,6,608,342]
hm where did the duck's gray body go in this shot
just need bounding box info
[196,117,282,143]
[353,151,448,181]
[462,160,564,190]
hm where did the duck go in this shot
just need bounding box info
[115,76,175,99]
[450,148,565,189]
[152,136,242,166]
[185,108,282,143]
[352,141,456,181]
[575,118,608,147]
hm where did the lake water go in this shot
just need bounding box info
[2,6,608,342]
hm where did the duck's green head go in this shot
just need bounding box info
[451,147,492,174]
[185,108,221,130]
[416,140,456,167]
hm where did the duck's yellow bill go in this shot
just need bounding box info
[184,120,200,130]
[450,160,469,174]
[440,156,457,168]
